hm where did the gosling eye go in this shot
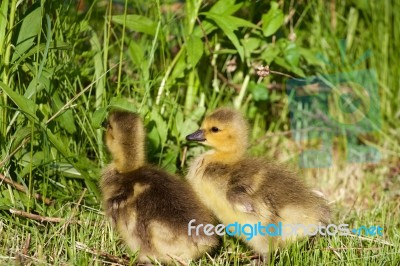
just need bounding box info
[103,121,112,130]
[210,126,220,133]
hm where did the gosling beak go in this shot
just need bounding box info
[186,129,206,142]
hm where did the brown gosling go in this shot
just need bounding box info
[101,110,218,264]
[185,107,330,255]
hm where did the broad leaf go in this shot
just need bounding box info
[112,15,156,35]
[109,97,137,113]
[209,0,242,15]
[180,119,199,141]
[128,40,144,67]
[92,107,108,129]
[150,109,168,145]
[11,5,42,63]
[52,91,77,134]
[201,12,244,60]
[0,81,37,120]
[249,81,269,101]
[262,2,284,37]
[186,35,204,68]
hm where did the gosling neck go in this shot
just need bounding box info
[110,121,146,173]
[207,147,246,164]
[113,142,145,173]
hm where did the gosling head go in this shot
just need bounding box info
[105,110,145,173]
[186,108,249,160]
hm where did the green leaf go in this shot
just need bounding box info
[188,105,206,121]
[45,129,71,159]
[11,41,70,70]
[186,35,204,68]
[192,0,247,38]
[46,129,101,197]
[150,109,168,145]
[128,40,145,67]
[201,12,244,60]
[214,48,239,54]
[346,7,359,49]
[299,48,324,66]
[353,0,370,11]
[92,107,108,129]
[90,30,105,109]
[243,37,261,58]
[185,0,202,34]
[55,163,83,179]
[193,20,218,38]
[11,5,42,63]
[249,81,269,101]
[179,119,199,141]
[109,97,137,113]
[10,126,32,151]
[262,2,284,37]
[172,110,184,140]
[260,44,280,64]
[19,151,45,177]
[161,147,178,173]
[147,121,160,152]
[170,51,187,80]
[52,92,77,134]
[209,0,242,15]
[224,16,259,29]
[283,42,300,66]
[112,15,156,35]
[24,77,45,99]
[0,81,37,120]
[0,0,9,53]
[38,15,52,79]
[274,57,305,77]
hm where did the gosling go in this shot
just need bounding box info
[185,107,330,255]
[101,110,218,264]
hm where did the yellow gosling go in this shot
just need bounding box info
[186,108,330,255]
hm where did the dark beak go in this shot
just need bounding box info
[186,129,206,142]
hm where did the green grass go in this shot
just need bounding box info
[0,0,399,265]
